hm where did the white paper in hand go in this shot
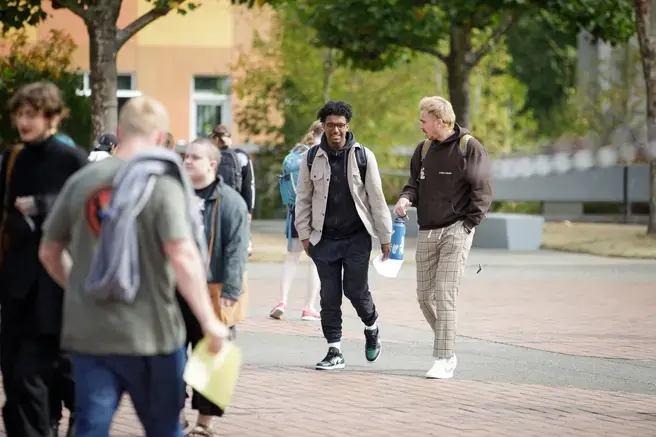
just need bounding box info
[372,254,403,278]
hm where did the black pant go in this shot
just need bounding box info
[0,296,71,437]
[310,231,378,343]
[177,293,235,418]
[49,352,75,426]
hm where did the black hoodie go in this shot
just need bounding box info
[400,124,493,231]
[320,131,366,239]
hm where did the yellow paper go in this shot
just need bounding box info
[183,338,243,409]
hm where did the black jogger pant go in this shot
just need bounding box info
[309,230,378,343]
[177,292,235,418]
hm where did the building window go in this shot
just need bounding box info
[76,72,141,112]
[190,75,231,140]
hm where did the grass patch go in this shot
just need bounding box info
[542,221,656,259]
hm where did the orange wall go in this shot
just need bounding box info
[4,0,274,144]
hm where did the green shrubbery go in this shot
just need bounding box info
[0,30,91,150]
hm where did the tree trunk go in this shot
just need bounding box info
[87,20,119,139]
[322,49,335,103]
[634,0,656,235]
[446,24,473,128]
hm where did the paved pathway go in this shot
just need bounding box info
[2,244,656,436]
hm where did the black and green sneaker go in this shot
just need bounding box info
[364,327,381,362]
[315,347,345,370]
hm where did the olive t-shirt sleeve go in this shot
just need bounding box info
[152,175,192,244]
[42,178,73,245]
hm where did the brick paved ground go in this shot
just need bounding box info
[2,235,655,436]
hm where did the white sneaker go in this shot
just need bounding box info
[425,355,457,379]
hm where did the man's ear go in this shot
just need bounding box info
[49,115,62,131]
[210,159,219,171]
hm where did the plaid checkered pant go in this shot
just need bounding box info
[415,221,474,358]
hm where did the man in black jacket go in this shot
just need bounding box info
[0,81,87,437]
[395,96,492,380]
[210,124,255,257]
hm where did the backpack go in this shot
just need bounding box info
[279,144,310,208]
[217,148,243,191]
[306,143,367,180]
[421,134,473,169]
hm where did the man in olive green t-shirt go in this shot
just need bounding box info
[39,96,229,437]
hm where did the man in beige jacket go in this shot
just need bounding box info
[295,101,392,370]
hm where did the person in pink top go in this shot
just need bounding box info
[269,122,323,322]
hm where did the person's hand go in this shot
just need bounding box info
[381,243,391,261]
[393,198,411,217]
[201,317,230,353]
[15,196,37,217]
[220,297,237,308]
[301,239,311,257]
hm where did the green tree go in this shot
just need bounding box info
[505,15,578,137]
[268,0,636,129]
[0,29,91,149]
[233,5,538,216]
[0,0,262,139]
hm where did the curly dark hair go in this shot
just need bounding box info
[317,101,353,123]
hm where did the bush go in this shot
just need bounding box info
[0,30,91,150]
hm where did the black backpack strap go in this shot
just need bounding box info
[307,144,368,180]
[354,145,367,180]
[306,145,319,172]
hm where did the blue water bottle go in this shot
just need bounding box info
[390,217,406,260]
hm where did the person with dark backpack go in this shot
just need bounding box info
[210,125,255,257]
[294,101,392,370]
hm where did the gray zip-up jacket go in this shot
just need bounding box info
[200,178,249,300]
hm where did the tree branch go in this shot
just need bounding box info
[55,0,88,20]
[116,1,184,49]
[413,46,448,63]
[466,13,521,68]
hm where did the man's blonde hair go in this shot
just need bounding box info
[419,96,456,129]
[118,95,170,139]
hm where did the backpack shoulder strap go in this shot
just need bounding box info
[420,139,431,162]
[207,197,220,270]
[459,134,473,156]
[0,144,24,266]
[306,145,319,171]
[354,144,367,180]
[3,144,24,210]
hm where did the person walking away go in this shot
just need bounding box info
[295,101,392,370]
[209,125,255,256]
[38,95,230,437]
[179,138,249,436]
[0,81,88,437]
[88,133,118,162]
[394,96,492,379]
[269,129,323,321]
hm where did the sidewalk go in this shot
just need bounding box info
[1,236,655,436]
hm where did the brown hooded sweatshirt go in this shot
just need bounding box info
[399,124,493,231]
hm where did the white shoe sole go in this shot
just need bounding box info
[425,371,454,379]
[269,308,284,319]
[315,363,345,370]
[301,315,320,321]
